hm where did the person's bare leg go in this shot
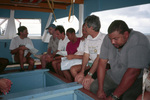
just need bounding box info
[41,54,53,69]
[40,54,46,68]
[83,78,94,90]
[27,57,34,70]
[82,66,94,90]
[70,65,82,78]
[14,50,26,70]
[57,61,64,77]
[52,60,59,74]
[19,50,25,70]
[63,70,73,82]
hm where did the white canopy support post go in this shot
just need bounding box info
[42,13,53,43]
[4,10,16,39]
[77,4,84,37]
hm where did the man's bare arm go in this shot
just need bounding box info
[81,53,90,73]
[113,68,141,98]
[66,55,83,60]
[10,46,27,54]
[98,59,108,91]
[97,59,108,99]
[47,48,51,55]
[87,54,100,75]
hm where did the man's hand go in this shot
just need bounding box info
[0,79,13,95]
[19,45,28,50]
[97,89,107,99]
[45,54,53,62]
[74,72,84,84]
[66,55,74,60]
[82,75,94,90]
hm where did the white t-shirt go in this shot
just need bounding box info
[75,39,87,55]
[58,36,69,51]
[9,36,34,56]
[84,32,105,61]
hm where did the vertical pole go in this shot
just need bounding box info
[41,13,53,42]
[77,4,84,37]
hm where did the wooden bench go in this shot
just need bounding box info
[6,59,41,68]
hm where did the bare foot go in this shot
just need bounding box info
[83,78,94,90]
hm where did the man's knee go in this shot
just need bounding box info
[40,55,45,60]
[52,61,56,66]
[70,66,77,75]
[52,61,57,70]
[70,66,75,72]
[18,49,24,55]
[71,65,81,73]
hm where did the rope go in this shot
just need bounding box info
[47,0,56,22]
[68,0,74,22]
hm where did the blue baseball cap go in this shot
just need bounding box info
[46,24,56,29]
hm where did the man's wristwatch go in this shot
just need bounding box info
[110,93,119,100]
[87,72,93,76]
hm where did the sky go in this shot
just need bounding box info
[91,3,150,35]
[53,15,79,33]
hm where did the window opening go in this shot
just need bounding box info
[53,15,79,34]
[91,4,150,35]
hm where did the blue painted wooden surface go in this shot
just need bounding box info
[0,69,49,93]
[1,82,83,100]
[0,69,94,100]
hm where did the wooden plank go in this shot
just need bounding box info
[0,2,68,10]
[0,0,83,12]
[0,5,53,12]
[39,3,68,9]
[0,0,11,4]
[0,0,84,4]
[79,88,99,100]
[49,0,84,4]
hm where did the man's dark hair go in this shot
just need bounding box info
[108,20,131,34]
[17,26,27,35]
[84,15,101,32]
[55,25,65,35]
[66,28,75,34]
